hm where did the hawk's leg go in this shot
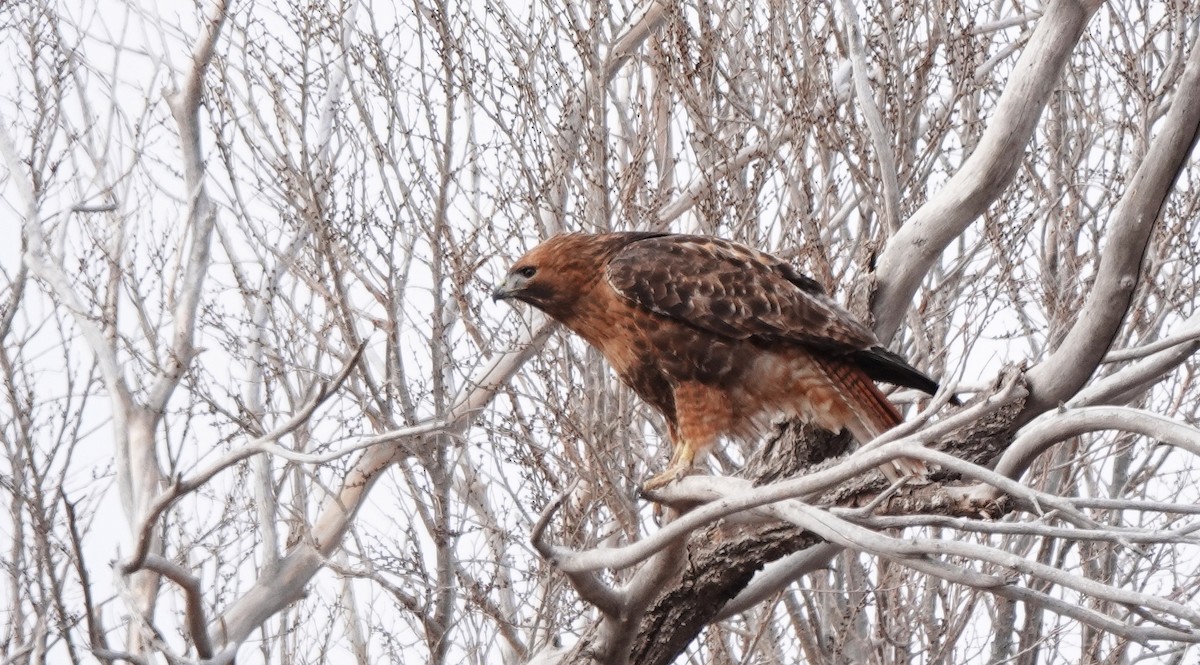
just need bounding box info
[641,381,730,491]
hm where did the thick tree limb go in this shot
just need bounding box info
[147,0,229,417]
[540,377,1027,663]
[618,398,1200,663]
[871,0,1100,341]
[995,406,1200,481]
[1022,40,1200,420]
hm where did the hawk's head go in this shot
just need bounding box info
[493,233,629,321]
[492,260,544,304]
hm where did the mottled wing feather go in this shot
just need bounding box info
[605,235,877,354]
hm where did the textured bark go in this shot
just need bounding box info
[630,525,820,665]
[619,382,1027,664]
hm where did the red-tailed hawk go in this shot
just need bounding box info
[494,232,942,489]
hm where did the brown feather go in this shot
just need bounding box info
[497,232,941,486]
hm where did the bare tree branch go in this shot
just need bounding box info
[1023,41,1200,419]
[995,406,1200,481]
[148,0,229,415]
[139,555,214,659]
[871,0,1101,340]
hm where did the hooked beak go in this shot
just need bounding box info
[492,272,527,302]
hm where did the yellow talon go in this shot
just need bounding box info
[641,443,698,491]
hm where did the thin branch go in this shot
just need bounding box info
[970,11,1041,35]
[123,344,373,573]
[756,500,1200,625]
[531,482,624,616]
[2,121,128,399]
[210,444,392,648]
[840,0,901,234]
[739,490,1200,642]
[1102,316,1200,363]
[212,313,552,649]
[904,552,1197,644]
[1070,312,1200,408]
[62,490,109,653]
[713,543,842,621]
[447,313,554,425]
[837,511,1200,544]
[653,137,787,230]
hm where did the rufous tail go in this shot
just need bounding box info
[818,359,927,483]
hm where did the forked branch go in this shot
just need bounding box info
[1022,41,1200,420]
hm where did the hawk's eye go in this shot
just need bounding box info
[517,266,537,279]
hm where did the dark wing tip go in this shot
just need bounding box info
[853,346,954,402]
